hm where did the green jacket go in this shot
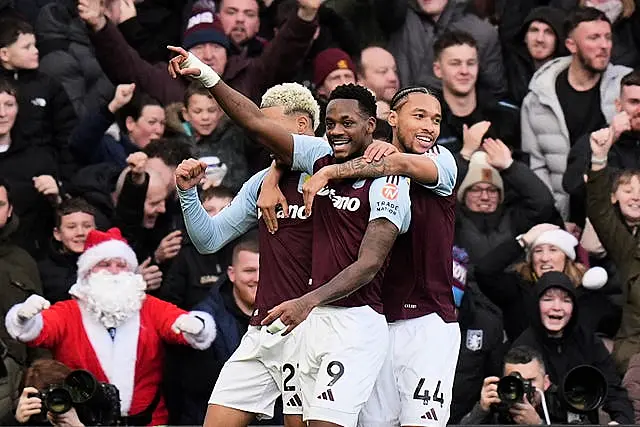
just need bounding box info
[0,215,47,422]
[587,167,640,374]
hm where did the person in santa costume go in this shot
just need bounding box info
[4,228,216,426]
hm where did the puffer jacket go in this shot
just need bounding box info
[586,167,640,374]
[376,0,506,96]
[35,0,114,118]
[521,56,630,219]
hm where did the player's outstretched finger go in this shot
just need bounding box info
[303,192,314,217]
[167,45,188,57]
[263,207,278,234]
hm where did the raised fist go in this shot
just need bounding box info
[126,151,148,185]
[108,83,136,113]
[175,158,208,191]
[172,314,204,335]
[17,295,50,322]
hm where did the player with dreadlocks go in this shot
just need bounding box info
[300,86,460,427]
[168,47,411,427]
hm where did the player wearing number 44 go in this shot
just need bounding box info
[168,45,412,427]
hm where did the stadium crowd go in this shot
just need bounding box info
[1,0,640,425]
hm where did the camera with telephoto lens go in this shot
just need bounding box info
[28,370,121,425]
[544,364,609,424]
[497,371,535,405]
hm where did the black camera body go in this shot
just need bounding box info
[28,370,121,426]
[497,371,535,405]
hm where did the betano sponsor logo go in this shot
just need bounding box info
[317,187,361,212]
[257,204,309,220]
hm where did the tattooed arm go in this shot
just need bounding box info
[329,153,439,184]
[260,218,399,334]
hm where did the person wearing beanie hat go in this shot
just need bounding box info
[183,1,231,75]
[458,150,505,209]
[5,227,217,425]
[313,47,357,98]
[512,270,634,425]
[475,222,620,343]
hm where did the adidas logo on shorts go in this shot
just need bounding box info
[317,389,335,401]
[421,408,438,421]
[286,394,302,407]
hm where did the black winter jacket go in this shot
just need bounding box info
[37,245,78,304]
[0,66,77,184]
[451,284,506,424]
[513,272,634,424]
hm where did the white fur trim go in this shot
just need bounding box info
[77,240,138,278]
[5,304,43,342]
[182,311,216,350]
[78,305,138,415]
[531,229,578,261]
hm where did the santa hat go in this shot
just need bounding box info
[457,151,504,203]
[183,0,230,51]
[77,228,139,278]
[530,229,578,261]
[313,48,356,88]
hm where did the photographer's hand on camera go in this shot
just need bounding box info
[508,394,542,425]
[480,376,502,412]
[47,407,84,427]
[16,387,42,423]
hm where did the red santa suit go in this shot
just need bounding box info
[5,228,216,425]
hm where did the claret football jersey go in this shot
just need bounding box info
[292,134,411,313]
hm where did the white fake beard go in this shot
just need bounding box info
[74,271,147,329]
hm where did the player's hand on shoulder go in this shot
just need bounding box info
[364,140,399,163]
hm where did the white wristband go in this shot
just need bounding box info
[181,52,221,88]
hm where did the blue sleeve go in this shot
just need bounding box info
[368,176,412,234]
[417,145,458,196]
[291,134,332,174]
[178,169,268,254]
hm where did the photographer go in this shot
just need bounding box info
[513,271,633,424]
[459,345,551,425]
[14,359,83,426]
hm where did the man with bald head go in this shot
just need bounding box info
[357,46,400,104]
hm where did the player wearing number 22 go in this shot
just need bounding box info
[176,83,322,427]
[302,86,460,427]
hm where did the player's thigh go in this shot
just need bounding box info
[306,306,389,427]
[394,315,461,427]
[204,404,255,427]
[284,414,306,427]
[209,327,281,419]
[357,339,402,427]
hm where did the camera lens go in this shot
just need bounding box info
[498,376,525,403]
[45,388,73,414]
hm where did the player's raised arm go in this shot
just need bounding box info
[167,46,295,165]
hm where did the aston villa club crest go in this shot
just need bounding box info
[466,330,483,351]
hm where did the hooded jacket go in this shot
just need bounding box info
[500,6,565,106]
[37,243,78,304]
[521,56,631,219]
[377,0,506,96]
[35,0,114,118]
[513,271,633,424]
